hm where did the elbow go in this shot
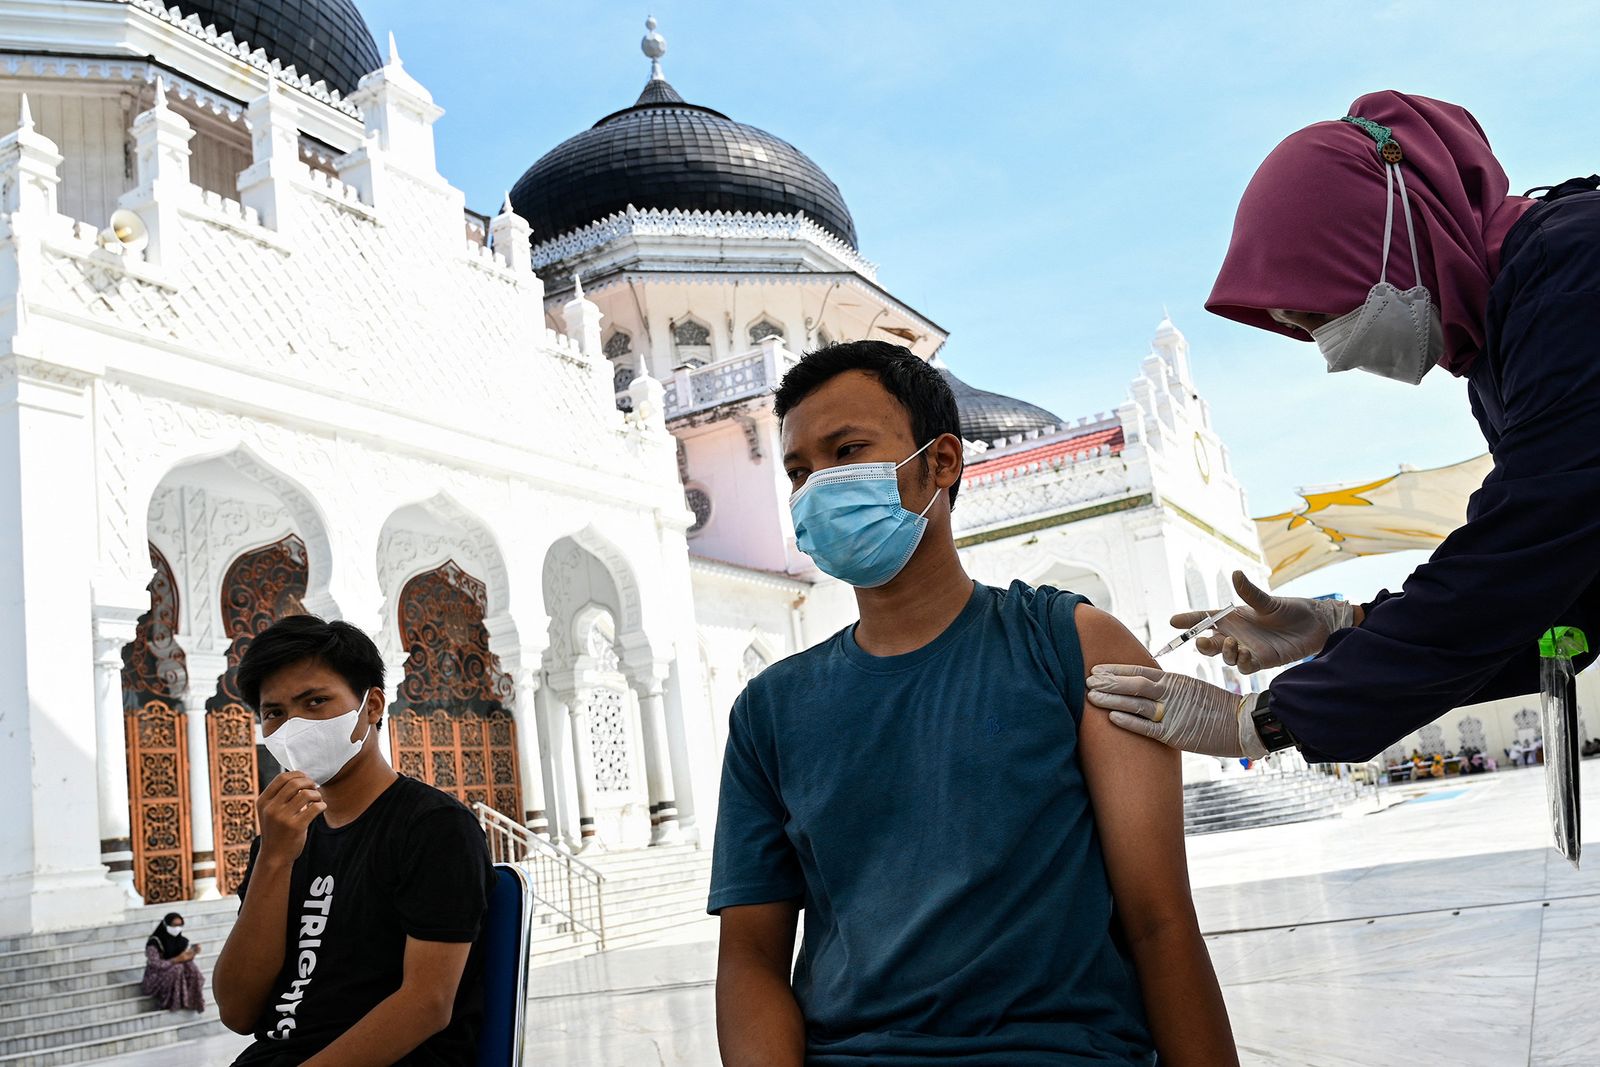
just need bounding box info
[217,1001,256,1036]
[410,989,456,1036]
[1120,907,1198,950]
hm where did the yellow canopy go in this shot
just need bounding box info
[1254,454,1494,588]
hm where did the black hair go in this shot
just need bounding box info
[772,340,963,508]
[236,614,385,713]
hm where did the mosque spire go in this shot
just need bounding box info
[642,16,668,81]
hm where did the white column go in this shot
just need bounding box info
[631,667,682,845]
[118,79,194,268]
[0,359,125,934]
[92,616,143,906]
[567,694,598,851]
[511,668,549,834]
[179,648,228,900]
[536,684,576,848]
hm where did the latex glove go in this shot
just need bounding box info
[1170,570,1355,674]
[1086,665,1268,759]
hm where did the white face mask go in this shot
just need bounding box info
[1311,159,1443,385]
[262,690,373,786]
[164,924,182,937]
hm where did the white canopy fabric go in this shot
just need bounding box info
[1254,454,1494,588]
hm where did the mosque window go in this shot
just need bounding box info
[740,643,770,682]
[673,318,712,368]
[604,330,632,360]
[1184,559,1208,612]
[685,485,713,536]
[748,318,785,346]
[613,361,637,397]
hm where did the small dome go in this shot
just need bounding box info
[167,1,382,97]
[509,19,856,250]
[938,367,1065,443]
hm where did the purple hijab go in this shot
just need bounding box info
[1206,91,1534,376]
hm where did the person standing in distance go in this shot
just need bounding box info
[1087,91,1600,765]
[213,615,494,1066]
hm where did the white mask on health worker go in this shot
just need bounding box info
[1311,150,1444,385]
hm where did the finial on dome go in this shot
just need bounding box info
[641,15,667,81]
[572,272,585,299]
[500,190,514,215]
[387,31,402,67]
[17,93,32,130]
[151,76,170,112]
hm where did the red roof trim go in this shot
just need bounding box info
[963,427,1125,482]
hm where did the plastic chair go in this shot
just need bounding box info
[476,863,532,1067]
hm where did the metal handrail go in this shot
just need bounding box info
[474,804,606,951]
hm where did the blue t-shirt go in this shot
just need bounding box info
[708,581,1154,1065]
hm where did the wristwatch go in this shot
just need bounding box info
[1242,690,1297,753]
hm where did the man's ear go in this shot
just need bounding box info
[366,688,387,725]
[933,432,965,489]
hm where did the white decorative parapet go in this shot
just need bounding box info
[657,337,797,420]
[952,449,1140,537]
[531,205,877,280]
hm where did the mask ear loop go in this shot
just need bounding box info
[895,437,944,517]
[1392,164,1422,289]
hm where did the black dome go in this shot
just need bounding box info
[510,77,858,250]
[171,1,382,97]
[939,367,1064,443]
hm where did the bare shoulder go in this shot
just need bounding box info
[1072,602,1158,673]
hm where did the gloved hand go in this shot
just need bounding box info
[1085,665,1268,759]
[1172,570,1355,674]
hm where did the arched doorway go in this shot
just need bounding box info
[205,534,308,895]
[122,546,193,905]
[389,561,521,817]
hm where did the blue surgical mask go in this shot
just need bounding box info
[790,439,941,588]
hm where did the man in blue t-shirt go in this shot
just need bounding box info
[708,342,1237,1066]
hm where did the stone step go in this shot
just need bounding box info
[0,991,168,1031]
[0,899,237,956]
[0,983,151,1023]
[0,1014,226,1067]
[0,921,230,980]
[0,936,225,988]
[1185,790,1353,820]
[0,1003,217,1059]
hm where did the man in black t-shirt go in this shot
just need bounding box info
[213,616,495,1067]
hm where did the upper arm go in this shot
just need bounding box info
[1073,603,1193,941]
[718,900,799,976]
[400,936,471,1023]
[708,693,804,914]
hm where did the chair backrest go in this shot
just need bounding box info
[476,863,532,1067]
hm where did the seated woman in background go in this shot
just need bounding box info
[142,911,205,1012]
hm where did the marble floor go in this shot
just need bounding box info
[109,765,1600,1066]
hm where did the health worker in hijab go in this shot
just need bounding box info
[1085,90,1600,763]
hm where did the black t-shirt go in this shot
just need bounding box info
[230,775,494,1067]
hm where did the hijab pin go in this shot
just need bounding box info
[1340,115,1403,164]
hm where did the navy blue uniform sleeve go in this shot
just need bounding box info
[1274,237,1600,762]
[707,690,804,914]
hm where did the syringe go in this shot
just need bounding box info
[1153,605,1238,657]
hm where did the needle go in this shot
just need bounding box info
[1154,605,1238,657]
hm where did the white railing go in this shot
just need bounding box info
[652,338,797,419]
[475,804,606,951]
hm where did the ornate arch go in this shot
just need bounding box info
[389,561,521,816]
[746,315,785,346]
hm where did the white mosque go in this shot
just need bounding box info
[0,0,1269,939]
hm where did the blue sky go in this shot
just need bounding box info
[363,0,1600,603]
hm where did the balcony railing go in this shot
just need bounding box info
[617,338,796,420]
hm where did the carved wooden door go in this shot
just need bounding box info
[122,546,193,904]
[207,705,260,895]
[389,561,521,817]
[206,534,307,893]
[126,699,193,904]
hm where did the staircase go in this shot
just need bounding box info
[0,897,235,1066]
[1183,771,1363,835]
[527,843,714,967]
